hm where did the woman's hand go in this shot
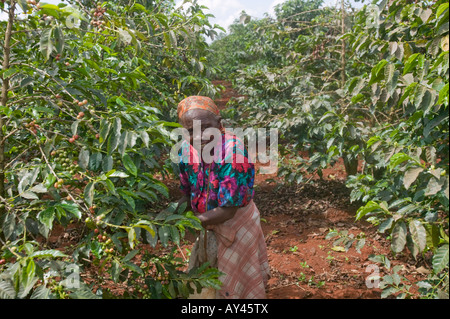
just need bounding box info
[198,206,238,229]
[177,195,191,212]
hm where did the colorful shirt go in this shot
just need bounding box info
[178,132,255,214]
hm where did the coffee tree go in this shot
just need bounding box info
[0,0,222,299]
[210,0,449,298]
[347,0,449,298]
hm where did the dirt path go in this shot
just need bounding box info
[211,80,428,299]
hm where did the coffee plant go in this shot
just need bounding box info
[210,0,448,298]
[0,0,223,299]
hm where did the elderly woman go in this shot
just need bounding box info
[176,96,270,299]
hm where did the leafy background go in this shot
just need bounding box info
[0,0,448,299]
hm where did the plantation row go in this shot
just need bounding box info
[0,0,448,299]
[0,0,223,299]
[209,0,449,298]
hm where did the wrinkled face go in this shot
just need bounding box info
[180,108,222,149]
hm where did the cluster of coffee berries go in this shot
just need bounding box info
[50,149,78,175]
[68,134,80,144]
[112,153,122,167]
[24,120,40,135]
[39,14,53,27]
[53,178,65,189]
[47,279,69,299]
[77,111,85,120]
[74,99,88,107]
[90,4,107,30]
[135,283,151,299]
[157,274,170,286]
[26,0,38,6]
[95,229,115,254]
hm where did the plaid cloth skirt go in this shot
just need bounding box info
[188,200,270,299]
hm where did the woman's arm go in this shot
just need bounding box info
[177,194,191,210]
[198,206,238,228]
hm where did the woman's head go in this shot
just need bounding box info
[177,96,222,147]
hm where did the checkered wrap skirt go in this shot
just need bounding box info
[188,200,270,299]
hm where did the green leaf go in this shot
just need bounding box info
[108,170,129,178]
[403,167,424,189]
[40,27,54,61]
[115,97,125,107]
[104,179,117,195]
[127,227,136,249]
[0,281,16,299]
[39,3,61,10]
[58,202,82,219]
[89,152,102,171]
[438,83,449,105]
[54,26,65,54]
[30,249,67,259]
[99,119,111,146]
[102,155,113,172]
[110,260,122,283]
[3,213,16,240]
[30,285,50,299]
[107,132,120,155]
[379,217,394,233]
[384,63,395,84]
[356,201,382,220]
[389,153,414,171]
[38,207,55,230]
[403,53,420,75]
[133,220,156,238]
[123,261,144,275]
[391,220,407,254]
[107,118,122,154]
[122,153,137,177]
[370,59,388,85]
[17,0,29,12]
[437,3,449,18]
[170,226,180,245]
[21,191,39,200]
[163,32,172,50]
[69,286,101,299]
[123,249,139,262]
[79,147,90,170]
[409,220,427,253]
[351,93,364,104]
[159,226,170,247]
[432,245,449,274]
[425,176,445,196]
[84,182,95,207]
[29,184,47,194]
[424,224,440,249]
[148,182,169,198]
[120,191,135,211]
[44,174,56,189]
[140,131,150,147]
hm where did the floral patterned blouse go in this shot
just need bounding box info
[178,132,255,214]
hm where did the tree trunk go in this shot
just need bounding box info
[343,156,358,176]
[340,0,346,88]
[0,1,16,220]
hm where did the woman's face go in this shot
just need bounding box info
[180,109,221,148]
